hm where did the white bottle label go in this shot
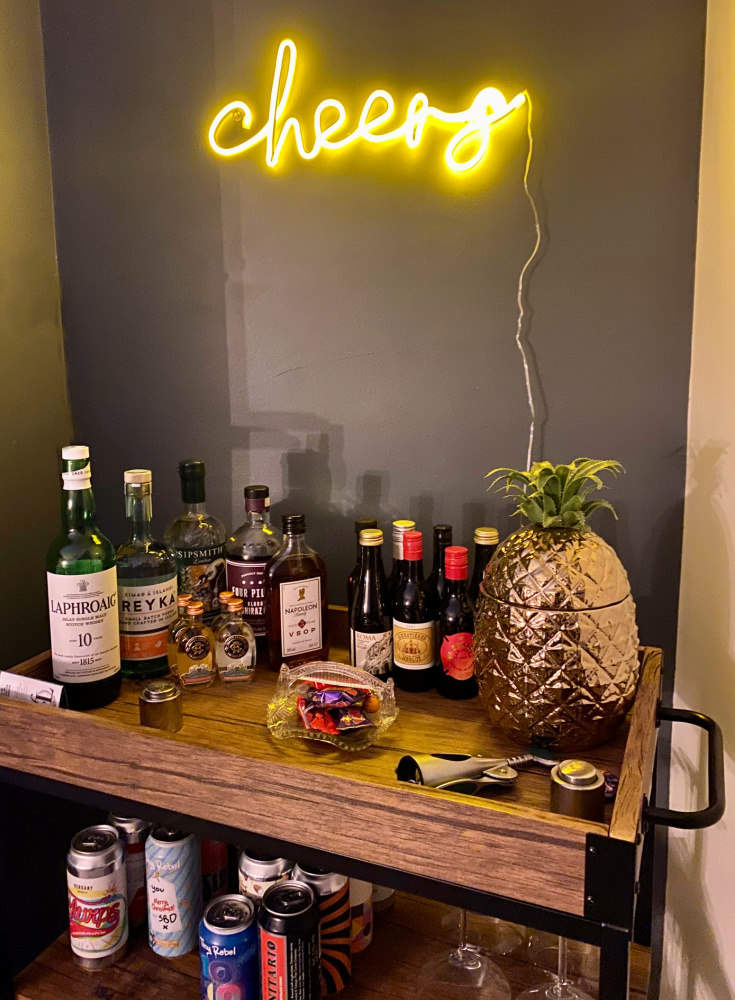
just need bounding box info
[147,875,181,936]
[393,620,435,669]
[68,865,128,959]
[279,577,322,657]
[118,574,178,661]
[351,629,392,674]
[47,567,121,683]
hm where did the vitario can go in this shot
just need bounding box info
[259,881,321,1000]
[66,825,128,970]
[200,894,258,1000]
[238,851,293,902]
[108,814,150,930]
[146,827,202,957]
[291,865,351,994]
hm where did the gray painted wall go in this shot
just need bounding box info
[40,0,705,660]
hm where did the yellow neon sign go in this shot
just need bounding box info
[208,39,526,174]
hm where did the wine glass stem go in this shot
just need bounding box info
[458,908,469,950]
[557,937,569,986]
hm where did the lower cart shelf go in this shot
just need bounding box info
[15,894,649,1000]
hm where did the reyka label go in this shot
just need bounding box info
[441,632,476,681]
[351,629,392,675]
[118,573,177,660]
[47,567,120,684]
[67,867,128,959]
[393,620,435,669]
[279,578,321,657]
[173,545,225,617]
[226,559,267,636]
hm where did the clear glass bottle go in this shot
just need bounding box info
[210,590,235,640]
[176,600,215,688]
[164,460,226,624]
[468,527,499,608]
[437,546,478,700]
[266,514,329,669]
[46,445,121,710]
[386,519,416,602]
[167,593,192,675]
[346,518,378,616]
[350,528,392,679]
[216,597,256,684]
[226,485,282,664]
[116,470,178,680]
[392,530,436,692]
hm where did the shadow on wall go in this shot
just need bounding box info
[663,443,735,1000]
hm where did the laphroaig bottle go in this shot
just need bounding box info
[350,529,391,679]
[116,470,177,680]
[426,524,453,607]
[437,546,477,700]
[46,446,121,710]
[346,518,378,615]
[392,530,435,692]
[164,461,226,624]
[226,485,282,663]
[215,597,256,683]
[266,514,329,668]
[468,527,499,608]
[386,519,416,600]
[176,601,215,688]
[167,594,192,675]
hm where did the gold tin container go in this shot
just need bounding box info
[139,678,183,732]
[550,759,605,822]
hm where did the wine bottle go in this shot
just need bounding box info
[350,528,392,679]
[386,519,416,601]
[46,446,121,710]
[392,530,436,692]
[425,523,452,608]
[468,527,499,608]
[436,546,478,700]
[346,518,378,615]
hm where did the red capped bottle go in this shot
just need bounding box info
[392,530,436,692]
[437,546,477,700]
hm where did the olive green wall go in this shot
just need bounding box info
[0,0,72,668]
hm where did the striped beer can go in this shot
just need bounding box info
[292,864,351,994]
[145,827,202,957]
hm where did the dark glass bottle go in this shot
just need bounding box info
[426,524,453,607]
[386,519,416,601]
[392,530,436,692]
[468,527,499,608]
[46,445,121,710]
[437,546,478,700]
[266,514,329,668]
[350,528,392,679]
[346,518,378,615]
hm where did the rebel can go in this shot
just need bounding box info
[66,824,128,970]
[200,894,258,1000]
[146,826,202,957]
[202,839,229,903]
[109,814,150,929]
[259,881,321,1000]
[292,864,351,994]
[238,850,293,902]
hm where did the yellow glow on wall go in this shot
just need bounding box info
[208,39,526,174]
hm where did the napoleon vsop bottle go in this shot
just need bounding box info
[46,446,121,709]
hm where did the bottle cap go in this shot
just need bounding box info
[177,594,193,608]
[392,520,415,535]
[392,520,416,560]
[474,527,499,545]
[227,598,244,612]
[219,591,234,604]
[61,445,89,461]
[360,528,383,546]
[445,545,469,580]
[188,601,204,616]
[244,485,270,512]
[403,530,423,560]
[282,513,306,534]
[178,459,206,503]
[124,469,152,485]
[355,518,378,535]
[433,524,453,540]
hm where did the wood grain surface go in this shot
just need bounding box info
[14,893,649,1000]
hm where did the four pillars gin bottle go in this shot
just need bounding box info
[46,446,121,710]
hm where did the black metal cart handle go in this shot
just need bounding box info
[644,706,726,830]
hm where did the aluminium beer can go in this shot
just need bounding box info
[66,824,128,970]
[291,864,351,994]
[237,850,293,902]
[259,881,321,1000]
[199,894,258,1000]
[146,826,202,957]
[108,814,150,929]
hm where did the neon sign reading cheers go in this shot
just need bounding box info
[208,39,527,174]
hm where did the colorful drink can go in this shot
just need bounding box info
[292,864,351,994]
[202,839,230,903]
[238,851,292,902]
[200,894,258,1000]
[66,824,128,970]
[108,814,150,929]
[259,881,321,1000]
[146,826,202,957]
[349,879,373,954]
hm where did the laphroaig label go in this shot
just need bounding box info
[173,545,225,617]
[441,632,475,681]
[351,629,392,675]
[393,620,435,669]
[118,573,177,660]
[280,578,322,657]
[67,866,128,959]
[226,559,268,636]
[48,567,120,683]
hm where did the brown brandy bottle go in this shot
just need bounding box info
[266,514,329,669]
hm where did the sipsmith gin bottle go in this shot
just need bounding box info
[164,460,226,623]
[46,446,121,710]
